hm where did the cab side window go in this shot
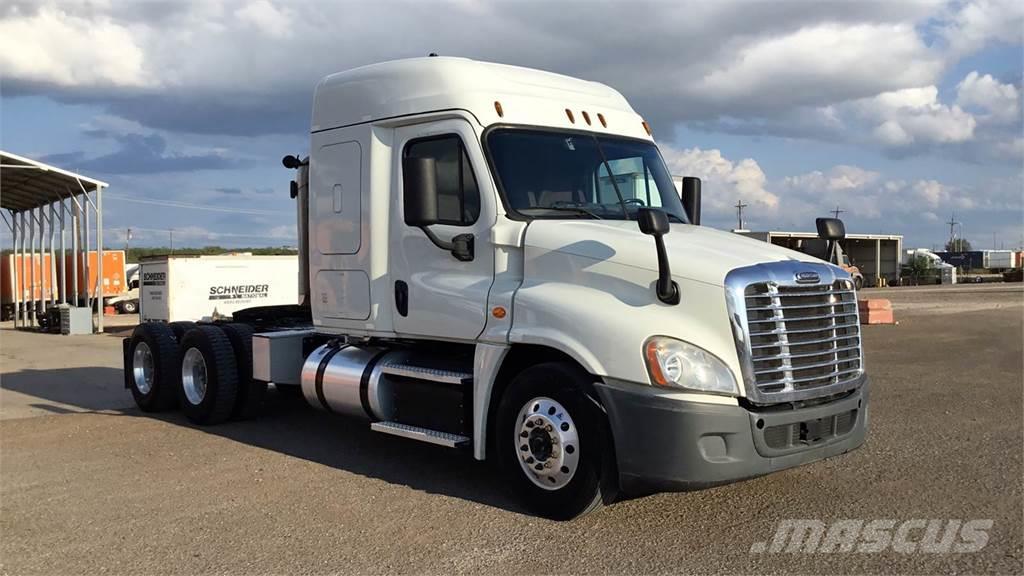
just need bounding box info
[404,136,480,226]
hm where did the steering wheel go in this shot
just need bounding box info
[622,198,646,207]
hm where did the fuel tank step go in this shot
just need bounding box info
[379,360,473,385]
[370,421,470,448]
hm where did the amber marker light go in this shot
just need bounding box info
[565,109,575,123]
[491,306,507,319]
[494,101,504,117]
[642,120,652,136]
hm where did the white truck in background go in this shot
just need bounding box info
[122,57,868,519]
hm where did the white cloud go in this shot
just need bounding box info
[236,0,294,39]
[0,5,151,88]
[937,0,1024,57]
[855,86,977,147]
[956,71,1021,123]
[660,146,778,216]
[684,23,943,111]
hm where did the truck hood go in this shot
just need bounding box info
[523,220,822,287]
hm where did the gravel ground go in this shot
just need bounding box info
[1,284,1021,574]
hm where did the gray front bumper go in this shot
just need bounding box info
[594,375,869,495]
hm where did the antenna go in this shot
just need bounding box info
[735,200,748,230]
[831,205,844,219]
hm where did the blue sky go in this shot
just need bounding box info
[1,1,1021,251]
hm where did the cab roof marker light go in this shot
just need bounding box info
[597,113,607,128]
[494,101,504,118]
[565,109,575,124]
[642,120,652,136]
[581,111,592,126]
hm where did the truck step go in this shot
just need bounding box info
[370,421,470,448]
[379,360,473,385]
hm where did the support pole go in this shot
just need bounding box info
[29,207,36,327]
[876,238,882,288]
[16,213,24,327]
[49,202,57,307]
[84,194,91,312]
[97,186,104,334]
[11,213,20,327]
[60,198,67,304]
[72,200,80,306]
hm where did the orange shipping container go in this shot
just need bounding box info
[0,251,126,305]
[0,254,59,304]
[63,250,127,299]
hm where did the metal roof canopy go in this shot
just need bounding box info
[1,150,107,211]
[1,150,107,333]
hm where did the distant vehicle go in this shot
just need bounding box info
[1,250,128,321]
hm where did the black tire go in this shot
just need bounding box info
[127,323,180,412]
[496,362,613,520]
[219,323,267,420]
[120,300,139,314]
[854,276,864,290]
[169,321,198,343]
[178,325,239,425]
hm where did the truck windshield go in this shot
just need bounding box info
[486,129,689,222]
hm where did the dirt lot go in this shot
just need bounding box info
[1,285,1022,575]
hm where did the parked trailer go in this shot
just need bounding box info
[139,255,298,322]
[123,57,868,520]
[1,251,126,321]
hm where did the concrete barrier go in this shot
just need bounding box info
[858,298,894,324]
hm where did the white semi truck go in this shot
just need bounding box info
[123,57,868,519]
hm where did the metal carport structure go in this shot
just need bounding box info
[1,150,107,333]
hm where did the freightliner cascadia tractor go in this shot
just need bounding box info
[124,57,868,519]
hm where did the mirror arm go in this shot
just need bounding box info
[420,226,474,262]
[420,226,453,251]
[653,235,680,305]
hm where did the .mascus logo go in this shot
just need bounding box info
[795,271,820,284]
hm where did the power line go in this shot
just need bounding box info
[103,193,281,216]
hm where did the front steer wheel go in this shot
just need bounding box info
[178,325,239,425]
[127,323,180,412]
[496,362,617,520]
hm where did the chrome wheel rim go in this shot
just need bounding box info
[515,397,580,491]
[181,347,208,406]
[132,342,154,395]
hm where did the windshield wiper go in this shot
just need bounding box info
[539,205,604,219]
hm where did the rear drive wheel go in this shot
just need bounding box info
[496,362,613,520]
[179,325,238,425]
[219,323,267,419]
[128,323,179,412]
[169,321,197,342]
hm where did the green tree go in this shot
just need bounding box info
[906,255,933,285]
[945,238,972,252]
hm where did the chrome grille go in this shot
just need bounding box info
[726,262,865,403]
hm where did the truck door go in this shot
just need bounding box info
[391,120,496,340]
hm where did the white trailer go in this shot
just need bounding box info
[139,255,298,322]
[123,57,868,520]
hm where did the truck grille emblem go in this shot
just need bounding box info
[795,271,820,284]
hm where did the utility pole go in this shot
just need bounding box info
[831,206,844,219]
[125,227,132,254]
[169,228,174,254]
[734,200,748,230]
[946,213,958,251]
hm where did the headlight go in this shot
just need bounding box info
[643,336,738,395]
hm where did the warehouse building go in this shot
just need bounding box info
[737,230,903,287]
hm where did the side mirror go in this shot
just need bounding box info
[403,156,439,227]
[637,208,679,305]
[638,207,670,236]
[816,217,846,240]
[681,177,701,225]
